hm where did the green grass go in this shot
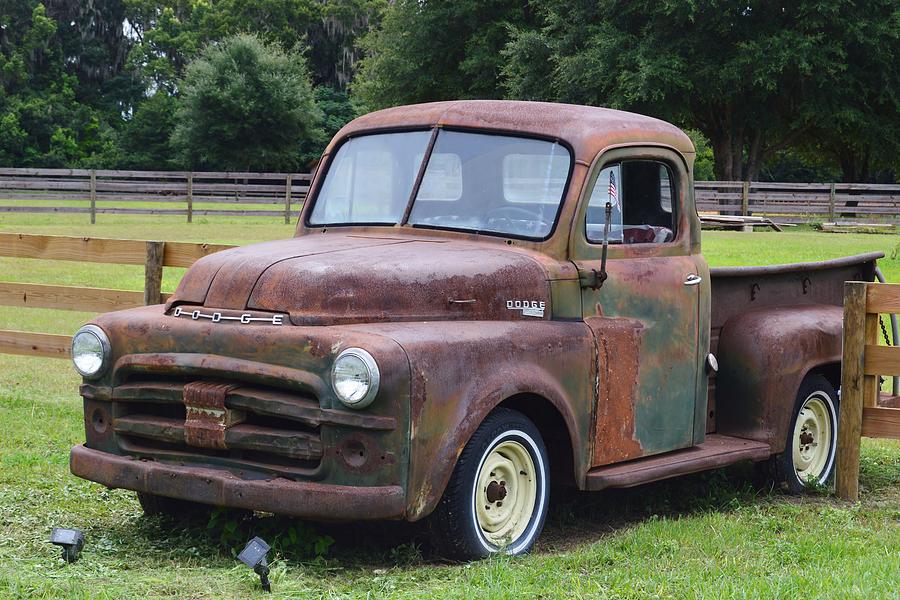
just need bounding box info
[0,217,898,598]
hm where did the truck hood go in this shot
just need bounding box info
[168,233,553,325]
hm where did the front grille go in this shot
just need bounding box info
[108,379,324,477]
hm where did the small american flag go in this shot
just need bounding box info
[608,171,618,205]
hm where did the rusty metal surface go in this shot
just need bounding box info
[183,382,240,449]
[167,233,575,326]
[584,434,770,491]
[350,319,594,520]
[327,100,695,166]
[70,445,406,520]
[585,317,645,465]
[77,305,412,490]
[710,254,878,446]
[714,304,844,451]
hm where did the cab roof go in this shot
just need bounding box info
[331,100,695,162]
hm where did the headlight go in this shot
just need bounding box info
[331,348,380,409]
[71,325,111,378]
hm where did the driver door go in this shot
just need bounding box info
[572,151,707,466]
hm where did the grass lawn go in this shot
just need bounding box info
[0,215,898,599]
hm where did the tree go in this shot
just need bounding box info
[794,0,899,182]
[124,0,384,93]
[503,0,898,182]
[353,0,537,111]
[0,1,115,167]
[117,91,179,169]
[298,86,358,167]
[170,33,321,171]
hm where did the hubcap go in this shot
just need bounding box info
[475,440,537,546]
[792,393,834,483]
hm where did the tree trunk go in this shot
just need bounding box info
[745,129,764,182]
[711,135,734,181]
[709,130,744,181]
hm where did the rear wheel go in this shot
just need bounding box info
[430,408,549,560]
[772,374,839,493]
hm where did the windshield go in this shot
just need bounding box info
[308,130,571,239]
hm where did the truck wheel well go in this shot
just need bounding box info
[808,362,841,393]
[498,394,576,487]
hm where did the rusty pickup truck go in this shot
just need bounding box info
[69,101,881,559]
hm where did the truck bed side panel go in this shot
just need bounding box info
[708,253,880,445]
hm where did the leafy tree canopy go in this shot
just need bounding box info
[353,0,537,111]
[170,33,322,172]
[0,2,118,167]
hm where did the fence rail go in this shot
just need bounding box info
[695,181,900,223]
[836,281,900,501]
[0,168,311,223]
[0,233,235,358]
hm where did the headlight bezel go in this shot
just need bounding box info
[331,347,380,409]
[71,324,111,379]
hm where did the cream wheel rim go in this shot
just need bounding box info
[792,393,834,483]
[474,440,537,547]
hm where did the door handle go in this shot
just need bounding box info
[684,274,702,286]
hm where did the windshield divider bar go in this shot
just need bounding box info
[400,127,440,226]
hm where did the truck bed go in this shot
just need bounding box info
[707,251,883,432]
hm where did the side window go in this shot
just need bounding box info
[585,161,677,245]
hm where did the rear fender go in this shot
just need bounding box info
[714,304,843,452]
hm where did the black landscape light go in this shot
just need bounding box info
[238,536,272,593]
[49,527,85,563]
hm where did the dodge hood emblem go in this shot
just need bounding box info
[171,306,284,325]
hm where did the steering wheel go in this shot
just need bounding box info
[484,205,543,222]
[484,205,550,235]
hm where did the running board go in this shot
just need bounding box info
[584,434,771,491]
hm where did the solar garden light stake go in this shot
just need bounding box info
[49,528,85,563]
[238,536,272,593]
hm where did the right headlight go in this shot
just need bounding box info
[71,324,111,379]
[331,348,380,409]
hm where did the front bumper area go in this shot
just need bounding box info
[71,444,406,520]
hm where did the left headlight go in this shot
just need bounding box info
[71,325,111,379]
[331,348,380,409]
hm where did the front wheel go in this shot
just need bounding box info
[430,408,550,560]
[772,374,839,493]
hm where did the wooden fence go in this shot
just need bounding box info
[836,281,900,501]
[695,181,900,223]
[0,233,234,358]
[0,168,311,224]
[0,168,898,224]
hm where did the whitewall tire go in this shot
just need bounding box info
[773,374,839,493]
[431,408,550,559]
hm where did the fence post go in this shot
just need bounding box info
[143,241,166,305]
[284,174,293,224]
[741,181,749,216]
[89,170,97,225]
[836,281,867,501]
[828,182,836,222]
[187,172,193,223]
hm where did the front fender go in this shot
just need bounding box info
[715,304,843,452]
[359,321,594,521]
